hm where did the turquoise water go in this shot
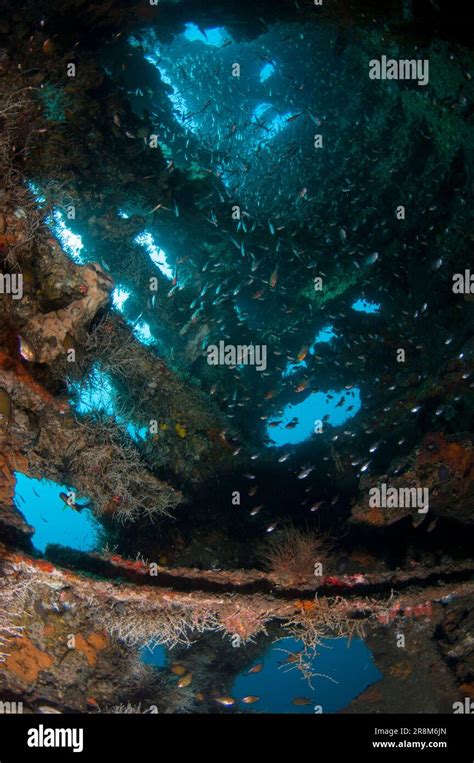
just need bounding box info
[138,637,381,713]
[69,364,148,444]
[232,636,382,713]
[352,299,381,313]
[267,388,362,446]
[139,644,167,668]
[13,472,101,554]
[182,23,229,47]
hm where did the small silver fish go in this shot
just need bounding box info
[365,252,379,265]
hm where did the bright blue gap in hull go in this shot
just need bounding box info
[267,388,361,446]
[352,299,380,313]
[69,364,148,443]
[134,230,174,281]
[139,644,167,668]
[260,62,275,82]
[112,286,130,311]
[232,636,382,713]
[13,472,101,554]
[251,103,292,142]
[27,182,87,265]
[182,24,229,47]
[49,211,86,265]
[283,324,336,377]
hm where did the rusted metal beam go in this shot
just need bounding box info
[44,545,474,599]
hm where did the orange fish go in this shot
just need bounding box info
[292,697,312,706]
[295,380,310,393]
[252,288,265,299]
[248,663,263,674]
[297,345,309,362]
[215,696,236,706]
[170,664,187,676]
[269,266,279,288]
[279,652,302,665]
[241,696,260,704]
[177,673,193,688]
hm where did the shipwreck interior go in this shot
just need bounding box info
[0,0,472,717]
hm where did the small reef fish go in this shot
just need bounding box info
[170,664,188,676]
[279,652,302,666]
[292,697,312,706]
[297,466,313,479]
[175,423,187,438]
[297,345,309,361]
[241,696,260,704]
[294,380,310,393]
[19,335,35,362]
[269,265,279,288]
[247,663,263,674]
[215,696,236,706]
[59,493,89,512]
[177,673,193,688]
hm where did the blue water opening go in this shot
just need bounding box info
[69,364,148,443]
[313,325,336,345]
[13,472,101,554]
[140,644,167,668]
[48,211,86,264]
[251,103,292,142]
[283,360,308,378]
[352,299,380,313]
[267,388,361,446]
[131,319,156,348]
[260,62,275,82]
[27,183,87,265]
[135,230,174,281]
[283,325,336,377]
[182,23,229,47]
[112,286,131,311]
[232,636,381,713]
